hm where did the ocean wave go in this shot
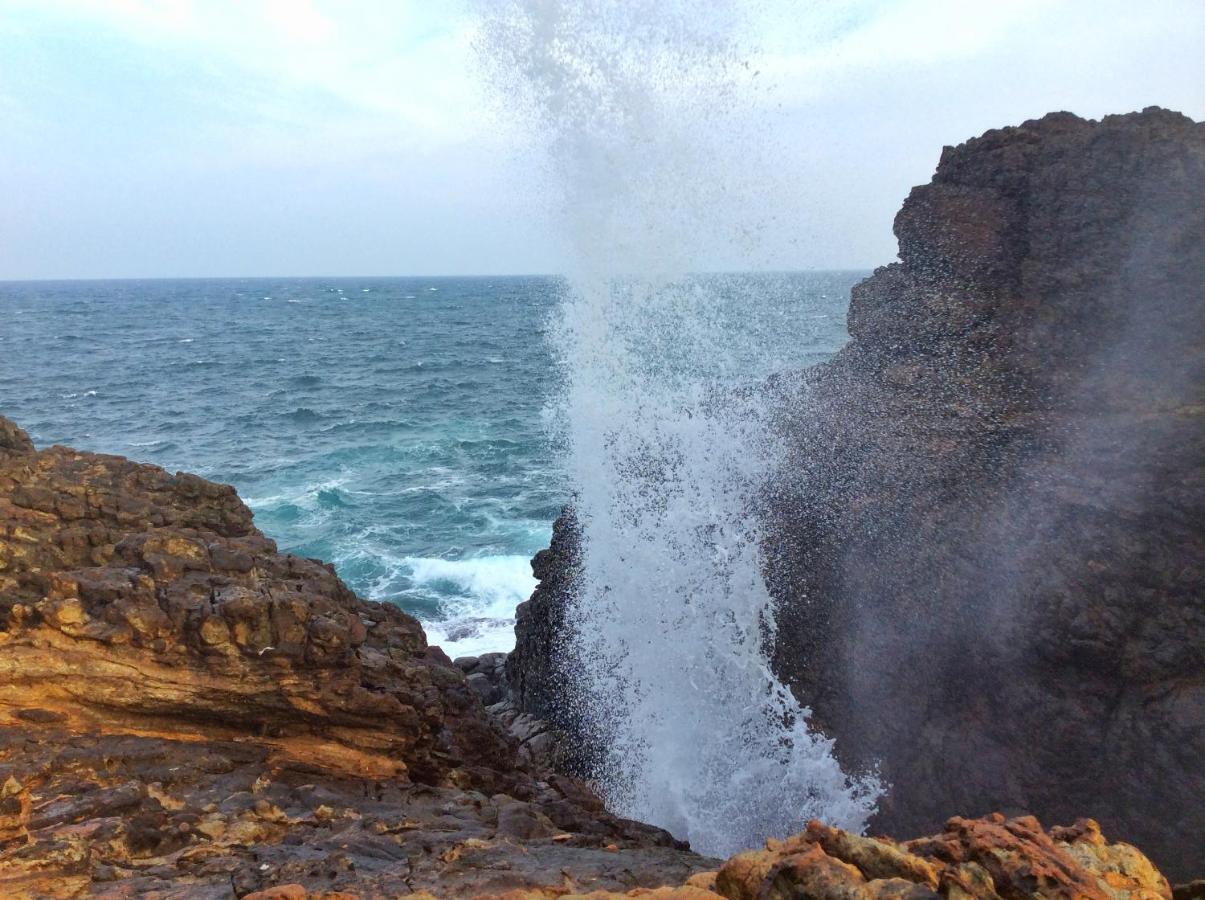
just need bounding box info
[424,617,517,658]
[403,554,534,656]
[244,476,350,512]
[406,554,534,614]
[285,407,323,422]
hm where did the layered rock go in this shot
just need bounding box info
[765,107,1205,880]
[0,417,1188,896]
[0,419,710,896]
[509,108,1205,880]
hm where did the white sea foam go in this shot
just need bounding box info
[243,476,350,512]
[480,0,880,856]
[408,554,534,656]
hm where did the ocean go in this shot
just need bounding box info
[0,273,857,657]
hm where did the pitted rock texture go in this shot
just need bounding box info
[0,418,710,897]
[765,107,1204,881]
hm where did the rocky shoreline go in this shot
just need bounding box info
[0,414,1188,897]
[2,106,1202,896]
[0,417,712,896]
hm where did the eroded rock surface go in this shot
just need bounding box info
[0,419,710,896]
[765,107,1205,880]
[706,814,1173,900]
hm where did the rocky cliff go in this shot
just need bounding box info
[0,418,711,896]
[765,107,1204,881]
[509,108,1205,882]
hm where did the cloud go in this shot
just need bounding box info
[0,0,1201,277]
[1,0,493,155]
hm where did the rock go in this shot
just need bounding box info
[461,814,1170,899]
[710,814,1172,900]
[509,108,1205,881]
[763,107,1205,882]
[506,508,581,724]
[505,508,602,777]
[0,417,712,896]
[0,420,33,455]
[467,671,503,705]
[479,651,508,672]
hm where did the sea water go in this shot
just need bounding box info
[0,273,855,658]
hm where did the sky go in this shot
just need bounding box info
[0,0,1202,279]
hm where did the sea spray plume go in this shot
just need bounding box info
[476,0,881,855]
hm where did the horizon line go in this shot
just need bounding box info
[0,266,880,285]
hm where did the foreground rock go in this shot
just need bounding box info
[0,429,1186,896]
[0,418,709,896]
[705,814,1173,900]
[1,424,1185,898]
[508,108,1205,881]
[248,813,1176,898]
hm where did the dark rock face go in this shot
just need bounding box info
[506,508,579,725]
[0,419,712,896]
[765,108,1204,880]
[508,108,1204,882]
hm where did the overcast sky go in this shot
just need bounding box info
[0,0,1201,280]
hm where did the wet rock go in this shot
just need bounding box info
[509,107,1205,882]
[764,107,1205,882]
[467,671,503,706]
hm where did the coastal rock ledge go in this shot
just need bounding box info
[0,417,1186,898]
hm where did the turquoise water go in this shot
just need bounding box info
[0,274,856,654]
